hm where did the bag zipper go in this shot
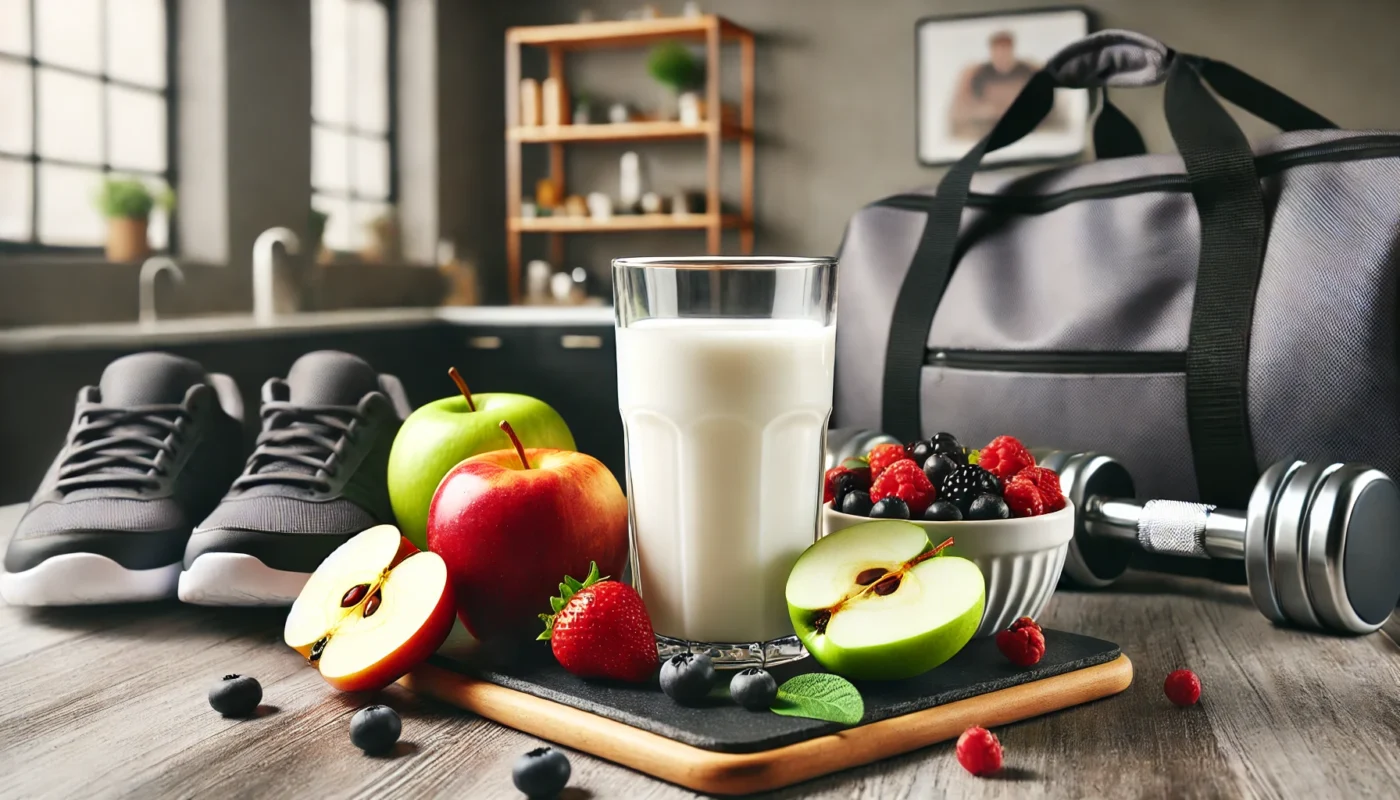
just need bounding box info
[875,134,1400,215]
[926,349,1188,373]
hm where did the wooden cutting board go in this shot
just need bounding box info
[402,630,1132,795]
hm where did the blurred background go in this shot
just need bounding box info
[2,0,1399,503]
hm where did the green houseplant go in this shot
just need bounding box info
[647,41,705,121]
[95,178,165,262]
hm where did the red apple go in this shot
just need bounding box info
[427,421,628,642]
[284,525,456,692]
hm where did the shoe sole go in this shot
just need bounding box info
[1,554,180,605]
[178,552,311,607]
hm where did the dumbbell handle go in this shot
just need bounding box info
[1081,496,1247,561]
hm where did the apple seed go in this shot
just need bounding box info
[341,583,370,608]
[363,590,383,618]
[811,536,956,629]
[855,568,887,586]
[310,635,329,663]
[873,575,902,596]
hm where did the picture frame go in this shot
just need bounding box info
[915,6,1094,167]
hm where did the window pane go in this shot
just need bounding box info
[35,0,101,73]
[144,176,168,250]
[0,60,31,153]
[37,68,101,163]
[350,0,388,134]
[107,0,165,88]
[312,125,349,192]
[0,157,31,240]
[312,0,348,125]
[353,135,388,199]
[37,162,103,244]
[0,0,30,55]
[314,192,351,252]
[108,85,165,171]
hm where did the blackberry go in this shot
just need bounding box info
[940,465,1002,512]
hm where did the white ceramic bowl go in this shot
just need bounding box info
[822,502,1074,638]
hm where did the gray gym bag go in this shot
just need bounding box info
[833,30,1400,510]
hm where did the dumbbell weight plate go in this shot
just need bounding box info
[1304,465,1400,634]
[1047,451,1137,588]
[1244,459,1302,627]
[1269,462,1341,630]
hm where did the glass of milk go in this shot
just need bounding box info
[613,256,837,667]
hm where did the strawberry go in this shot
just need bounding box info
[539,562,658,683]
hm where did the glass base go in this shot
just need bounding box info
[655,633,808,669]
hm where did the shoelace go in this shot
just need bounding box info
[233,401,364,493]
[55,405,190,492]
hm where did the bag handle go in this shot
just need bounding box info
[881,31,1269,506]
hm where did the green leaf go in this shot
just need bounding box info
[550,596,565,613]
[840,456,870,470]
[564,576,584,593]
[967,449,980,465]
[537,613,555,640]
[771,674,865,725]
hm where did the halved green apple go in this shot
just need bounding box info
[786,520,984,680]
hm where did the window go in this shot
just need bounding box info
[0,0,172,251]
[312,0,395,255]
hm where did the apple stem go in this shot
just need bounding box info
[499,420,531,469]
[906,536,956,569]
[448,366,477,412]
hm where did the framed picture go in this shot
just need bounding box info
[916,7,1093,166]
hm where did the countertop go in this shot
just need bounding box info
[3,503,1398,798]
[0,305,617,354]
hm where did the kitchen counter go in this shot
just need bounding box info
[3,502,1397,799]
[0,305,617,353]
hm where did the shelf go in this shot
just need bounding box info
[507,15,753,49]
[509,121,751,143]
[510,214,746,233]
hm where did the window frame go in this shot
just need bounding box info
[0,0,178,255]
[310,0,399,254]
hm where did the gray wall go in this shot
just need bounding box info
[514,0,1400,283]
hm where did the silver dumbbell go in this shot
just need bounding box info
[1039,451,1400,635]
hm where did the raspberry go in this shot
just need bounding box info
[1008,616,1041,633]
[955,726,1003,776]
[867,443,912,480]
[1164,669,1201,707]
[1003,478,1045,518]
[823,466,851,504]
[995,624,1045,667]
[870,460,937,516]
[979,435,1035,480]
[1014,466,1066,512]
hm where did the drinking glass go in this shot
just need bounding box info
[613,256,838,666]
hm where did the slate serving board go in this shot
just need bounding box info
[426,629,1121,754]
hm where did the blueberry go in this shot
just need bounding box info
[513,746,571,798]
[908,439,935,465]
[839,489,874,516]
[922,454,958,487]
[832,472,860,508]
[870,496,910,519]
[923,501,963,521]
[660,652,717,706]
[967,494,1011,520]
[729,667,779,711]
[208,674,261,717]
[349,705,402,754]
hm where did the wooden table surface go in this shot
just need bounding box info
[3,503,1398,799]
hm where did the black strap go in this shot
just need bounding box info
[1167,58,1269,507]
[1095,91,1148,159]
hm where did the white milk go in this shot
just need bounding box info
[617,317,836,643]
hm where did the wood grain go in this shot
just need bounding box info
[2,503,1398,799]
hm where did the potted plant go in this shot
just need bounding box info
[96,178,166,262]
[309,207,330,263]
[647,41,705,122]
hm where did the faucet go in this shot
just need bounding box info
[252,227,301,325]
[138,256,185,327]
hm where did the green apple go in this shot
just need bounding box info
[387,369,575,549]
[786,521,984,680]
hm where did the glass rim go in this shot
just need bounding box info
[612,255,836,270]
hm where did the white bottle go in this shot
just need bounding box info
[619,151,642,212]
[616,317,837,644]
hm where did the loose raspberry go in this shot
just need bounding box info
[870,460,937,516]
[1008,616,1041,634]
[955,726,1003,776]
[823,466,851,504]
[1164,669,1201,707]
[995,624,1045,667]
[867,443,912,480]
[979,435,1035,480]
[1003,478,1045,518]
[1014,466,1066,512]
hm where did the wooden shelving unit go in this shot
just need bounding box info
[505,15,756,304]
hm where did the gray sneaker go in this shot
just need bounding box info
[1,353,246,605]
[177,351,411,606]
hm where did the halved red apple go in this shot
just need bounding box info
[284,525,456,692]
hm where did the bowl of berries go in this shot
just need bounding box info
[823,433,1073,637]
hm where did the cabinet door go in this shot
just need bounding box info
[527,326,625,484]
[445,326,543,399]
